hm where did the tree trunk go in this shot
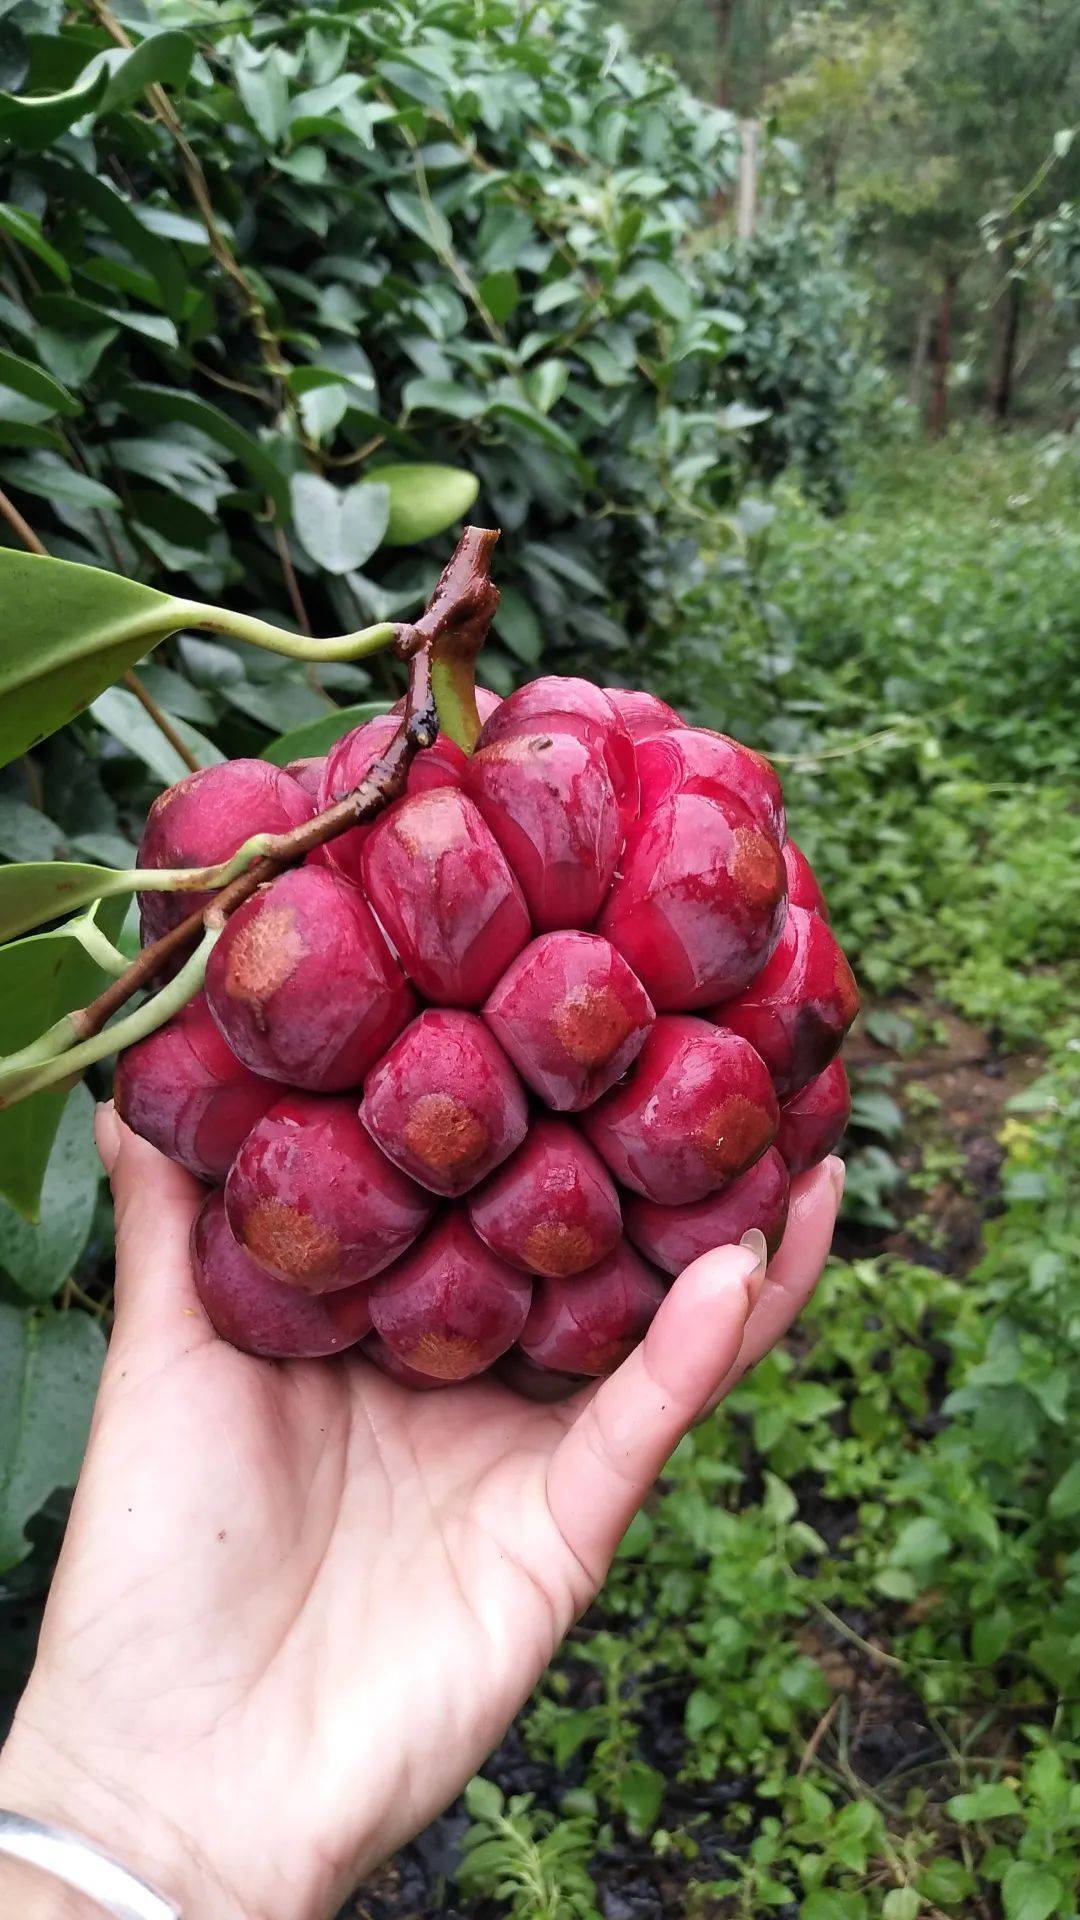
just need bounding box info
[989,273,1023,424]
[736,119,759,239]
[928,266,957,439]
[908,292,934,408]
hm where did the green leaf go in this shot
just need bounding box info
[0,899,127,1217]
[477,269,519,323]
[90,687,224,783]
[290,475,390,575]
[124,386,290,512]
[945,1783,1020,1823]
[0,349,79,419]
[881,1893,920,1920]
[1001,1864,1062,1920]
[495,585,543,663]
[0,206,70,284]
[43,160,186,319]
[0,60,108,150]
[374,463,480,546]
[233,46,290,146]
[621,259,693,322]
[98,30,194,115]
[618,1761,665,1832]
[464,1777,504,1822]
[0,550,198,768]
[402,377,486,421]
[0,1086,99,1299]
[0,450,119,512]
[0,799,66,863]
[0,860,144,945]
[1048,1459,1080,1519]
[0,1303,106,1571]
[386,187,452,255]
[261,702,389,765]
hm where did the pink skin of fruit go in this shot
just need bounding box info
[113,992,278,1183]
[597,791,788,1010]
[205,865,414,1092]
[225,1094,432,1293]
[283,756,326,800]
[465,730,621,931]
[519,1241,667,1377]
[361,1009,528,1197]
[483,931,655,1112]
[604,687,682,741]
[368,1211,533,1382]
[318,716,467,885]
[360,1333,453,1391]
[581,1015,779,1204]
[478,677,639,836]
[191,1190,374,1359]
[623,1146,791,1277]
[468,1117,622,1278]
[137,760,314,941]
[782,839,829,919]
[711,904,859,1100]
[775,1058,851,1175]
[361,789,531,1007]
[495,1349,587,1401]
[635,728,785,846]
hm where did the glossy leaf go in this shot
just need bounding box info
[290,474,390,574]
[0,1302,106,1570]
[0,1085,100,1300]
[375,462,481,546]
[0,61,107,148]
[261,701,389,765]
[123,386,290,511]
[0,348,79,418]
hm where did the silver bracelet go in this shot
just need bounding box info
[0,1810,180,1919]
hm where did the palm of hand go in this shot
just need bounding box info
[3,1117,839,1920]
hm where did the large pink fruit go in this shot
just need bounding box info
[192,1190,374,1358]
[711,905,859,1099]
[225,1094,431,1291]
[604,688,682,740]
[138,760,313,940]
[362,788,530,1006]
[623,1146,790,1275]
[466,731,620,930]
[319,716,467,884]
[581,1016,778,1203]
[597,792,787,1009]
[483,931,655,1111]
[361,1009,528,1196]
[782,839,829,918]
[469,1117,621,1277]
[368,1211,532,1381]
[114,992,277,1182]
[775,1059,850,1174]
[205,865,413,1090]
[635,728,785,845]
[479,677,638,834]
[519,1241,667,1376]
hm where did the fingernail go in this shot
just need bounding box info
[739,1228,769,1307]
[824,1155,846,1205]
[94,1100,122,1175]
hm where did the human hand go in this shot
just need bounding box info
[0,1108,841,1920]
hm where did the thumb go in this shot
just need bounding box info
[96,1101,213,1376]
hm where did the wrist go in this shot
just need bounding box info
[0,1723,238,1920]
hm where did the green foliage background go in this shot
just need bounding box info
[1,3,1079,1917]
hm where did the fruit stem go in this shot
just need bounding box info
[397,524,499,751]
[189,607,401,664]
[0,929,221,1111]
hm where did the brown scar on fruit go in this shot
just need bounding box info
[240,1198,340,1283]
[223,906,306,1013]
[523,1223,597,1275]
[693,1095,770,1175]
[403,1094,489,1172]
[730,826,785,909]
[404,1331,481,1379]
[553,986,634,1065]
[392,791,465,857]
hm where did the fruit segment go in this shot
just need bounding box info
[775,1058,850,1173]
[469,1117,622,1276]
[635,727,786,845]
[361,1009,528,1196]
[520,1241,667,1375]
[483,931,655,1111]
[226,1094,432,1291]
[319,716,466,883]
[581,1015,779,1203]
[205,865,414,1091]
[782,839,829,918]
[711,905,859,1099]
[362,788,531,1006]
[138,759,314,940]
[114,992,278,1182]
[623,1146,790,1275]
[369,1211,532,1381]
[597,791,788,1009]
[479,677,638,835]
[466,730,620,930]
[191,1190,374,1358]
[361,1333,454,1390]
